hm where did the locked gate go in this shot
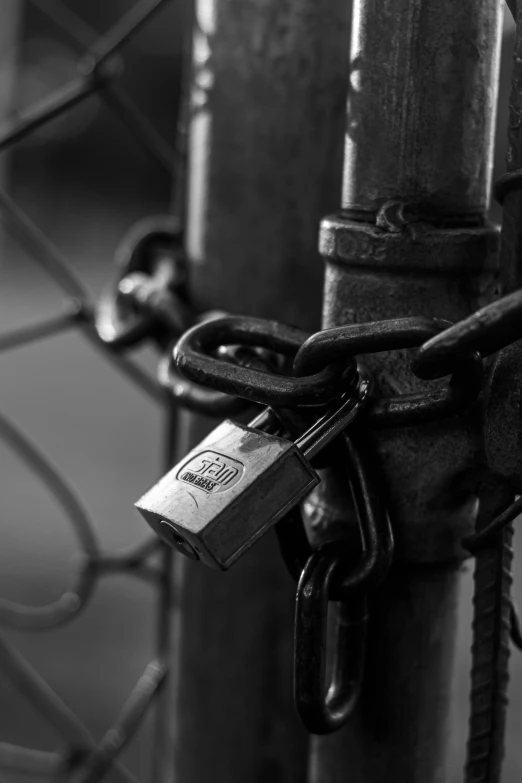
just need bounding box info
[2,1,522,782]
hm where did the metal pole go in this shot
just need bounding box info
[307,1,504,781]
[171,0,352,780]
[0,1,22,196]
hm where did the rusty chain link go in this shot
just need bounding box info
[173,313,484,425]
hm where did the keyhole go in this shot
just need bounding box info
[159,521,200,560]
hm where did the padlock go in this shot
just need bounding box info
[135,373,370,569]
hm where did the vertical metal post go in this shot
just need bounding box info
[307,1,504,781]
[0,2,22,188]
[152,401,180,783]
[171,0,352,780]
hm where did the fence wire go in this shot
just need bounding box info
[0,1,180,781]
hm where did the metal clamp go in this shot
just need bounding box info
[95,215,190,350]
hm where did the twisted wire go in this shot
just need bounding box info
[462,4,522,778]
[464,479,515,783]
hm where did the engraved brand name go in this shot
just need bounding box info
[180,472,220,492]
[177,450,244,494]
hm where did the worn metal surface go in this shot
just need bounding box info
[138,374,369,569]
[294,315,484,428]
[137,418,319,568]
[485,341,522,493]
[309,566,461,783]
[174,315,355,406]
[484,4,522,491]
[309,0,504,780]
[276,427,393,595]
[185,0,350,331]
[293,427,394,735]
[414,288,522,378]
[497,3,522,293]
[462,12,522,776]
[158,353,252,415]
[319,221,499,561]
[294,550,368,735]
[342,0,503,223]
[171,0,351,779]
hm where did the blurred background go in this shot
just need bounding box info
[0,2,519,782]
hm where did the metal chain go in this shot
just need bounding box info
[2,1,522,782]
[172,312,486,425]
[277,423,394,735]
[100,225,522,764]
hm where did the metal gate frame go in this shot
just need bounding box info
[0,1,521,783]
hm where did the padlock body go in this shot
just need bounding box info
[135,420,319,568]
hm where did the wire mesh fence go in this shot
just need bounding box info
[0,1,181,780]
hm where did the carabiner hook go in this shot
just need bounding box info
[294,544,368,734]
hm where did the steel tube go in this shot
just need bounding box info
[309,1,505,781]
[171,0,352,780]
[342,0,502,223]
[309,568,461,783]
[185,0,350,330]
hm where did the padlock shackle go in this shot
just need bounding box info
[248,372,372,460]
[296,372,372,460]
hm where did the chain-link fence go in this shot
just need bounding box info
[0,2,182,780]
